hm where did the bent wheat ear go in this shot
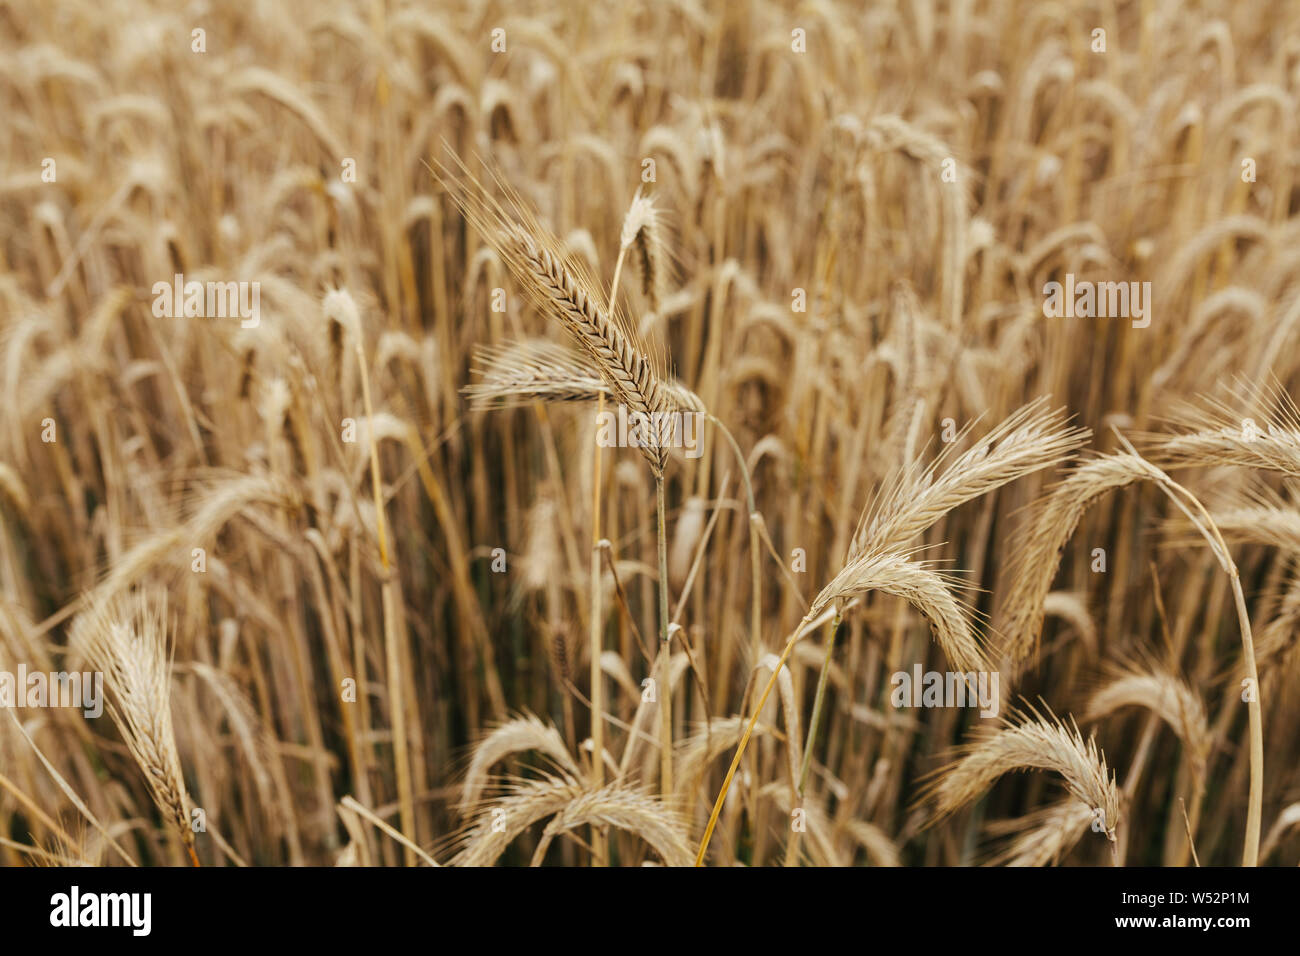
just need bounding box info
[997,453,1166,664]
[452,774,689,867]
[985,799,1095,866]
[620,188,662,314]
[924,706,1121,842]
[1145,381,1300,477]
[1197,503,1300,554]
[1163,479,1300,555]
[811,552,987,673]
[1085,663,1211,777]
[70,589,197,865]
[529,784,692,867]
[458,713,581,815]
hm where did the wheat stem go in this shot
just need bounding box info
[1112,429,1262,865]
[798,611,841,796]
[695,612,816,865]
[356,320,416,867]
[589,233,631,866]
[657,475,673,797]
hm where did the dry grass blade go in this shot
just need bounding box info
[4,714,138,867]
[338,795,440,867]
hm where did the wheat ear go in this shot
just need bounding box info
[71,589,198,866]
[1085,663,1211,778]
[923,705,1122,845]
[464,339,704,413]
[985,799,1096,866]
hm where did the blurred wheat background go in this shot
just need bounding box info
[2,0,1299,867]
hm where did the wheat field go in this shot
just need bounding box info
[1,0,1298,868]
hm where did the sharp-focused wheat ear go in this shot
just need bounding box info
[11,6,1298,871]
[434,156,675,477]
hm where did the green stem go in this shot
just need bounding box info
[797,612,840,796]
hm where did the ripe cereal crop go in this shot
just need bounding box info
[1,0,1298,873]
